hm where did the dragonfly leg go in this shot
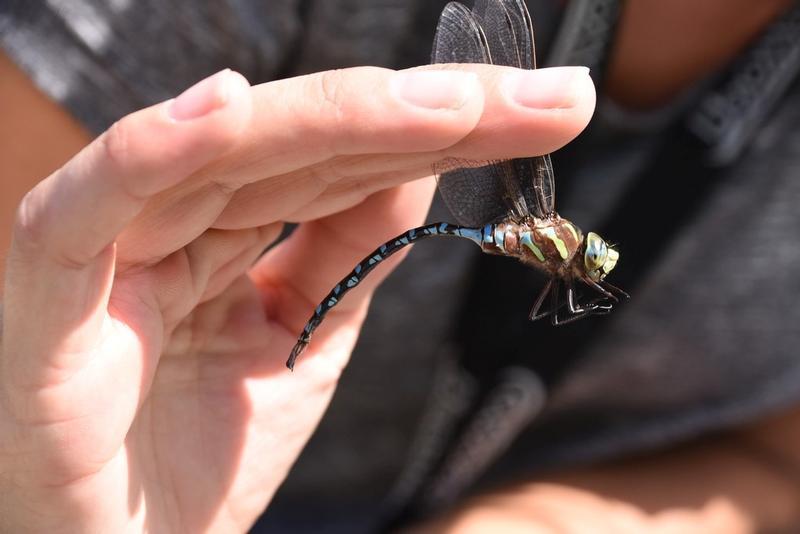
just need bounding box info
[581,277,618,303]
[599,280,630,300]
[549,279,562,325]
[584,296,614,316]
[528,278,554,321]
[553,280,613,325]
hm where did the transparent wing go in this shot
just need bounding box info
[432,2,490,64]
[435,158,522,227]
[472,0,535,69]
[514,153,555,218]
[481,0,555,217]
[534,153,555,217]
[431,0,556,224]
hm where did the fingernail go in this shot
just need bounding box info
[504,66,590,109]
[392,70,478,110]
[168,69,232,121]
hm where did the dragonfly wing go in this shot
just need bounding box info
[478,0,556,217]
[432,0,535,225]
[432,2,490,64]
[513,153,556,218]
[434,158,516,226]
[534,153,556,216]
[504,0,537,69]
[472,0,535,69]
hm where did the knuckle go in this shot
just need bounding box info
[313,70,360,149]
[316,69,349,119]
[11,180,95,270]
[98,116,133,172]
[309,69,358,155]
[96,117,153,201]
[11,189,49,255]
[290,69,353,158]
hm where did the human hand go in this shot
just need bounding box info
[0,65,595,532]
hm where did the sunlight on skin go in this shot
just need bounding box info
[407,429,800,534]
[410,485,752,534]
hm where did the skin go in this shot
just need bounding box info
[606,0,796,109]
[0,57,595,532]
[1,1,798,532]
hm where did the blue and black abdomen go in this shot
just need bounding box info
[286,222,484,369]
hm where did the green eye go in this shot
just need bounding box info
[584,232,608,272]
[604,248,620,275]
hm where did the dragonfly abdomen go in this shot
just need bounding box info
[286,222,486,369]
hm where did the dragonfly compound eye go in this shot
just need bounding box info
[603,247,620,278]
[584,232,609,277]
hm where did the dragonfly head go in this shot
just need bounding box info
[583,232,619,281]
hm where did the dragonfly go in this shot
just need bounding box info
[286,0,628,370]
